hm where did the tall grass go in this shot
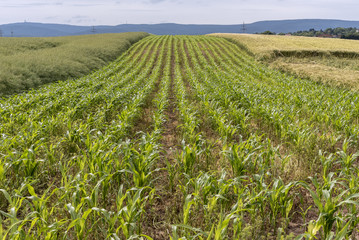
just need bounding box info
[0,32,149,95]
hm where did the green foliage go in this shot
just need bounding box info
[1,34,359,239]
[291,27,359,39]
[260,30,276,35]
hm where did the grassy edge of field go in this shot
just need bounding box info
[0,32,150,96]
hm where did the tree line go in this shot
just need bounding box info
[259,27,359,40]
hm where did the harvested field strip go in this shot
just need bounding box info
[211,33,359,90]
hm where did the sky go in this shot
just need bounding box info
[0,0,358,26]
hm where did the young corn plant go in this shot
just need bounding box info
[0,158,7,187]
[223,136,261,177]
[266,178,298,232]
[204,172,232,217]
[124,135,160,188]
[178,140,203,176]
[299,174,359,239]
[20,143,44,178]
[0,186,28,239]
[170,194,204,239]
[65,203,93,239]
[165,158,179,193]
[171,210,239,240]
[23,184,65,238]
[335,140,359,177]
[113,186,155,239]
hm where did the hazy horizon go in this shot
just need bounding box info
[4,18,359,27]
[0,0,358,26]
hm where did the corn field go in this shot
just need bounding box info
[1,35,359,239]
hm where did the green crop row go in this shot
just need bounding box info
[168,36,359,239]
[0,35,169,239]
[1,35,359,239]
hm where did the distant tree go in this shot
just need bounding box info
[334,27,346,36]
[261,30,276,35]
[278,32,285,35]
[342,32,359,40]
[0,29,2,37]
[325,28,333,35]
[290,27,359,40]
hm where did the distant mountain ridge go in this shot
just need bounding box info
[1,19,359,37]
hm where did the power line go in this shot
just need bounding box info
[241,22,246,33]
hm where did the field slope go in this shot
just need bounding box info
[0,32,148,95]
[1,35,359,239]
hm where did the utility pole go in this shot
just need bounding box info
[91,26,96,34]
[0,29,2,37]
[11,31,13,37]
[241,22,246,33]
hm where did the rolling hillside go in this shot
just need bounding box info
[2,19,359,37]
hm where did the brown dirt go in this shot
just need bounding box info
[130,38,167,137]
[142,37,183,240]
[183,40,194,68]
[181,39,226,172]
